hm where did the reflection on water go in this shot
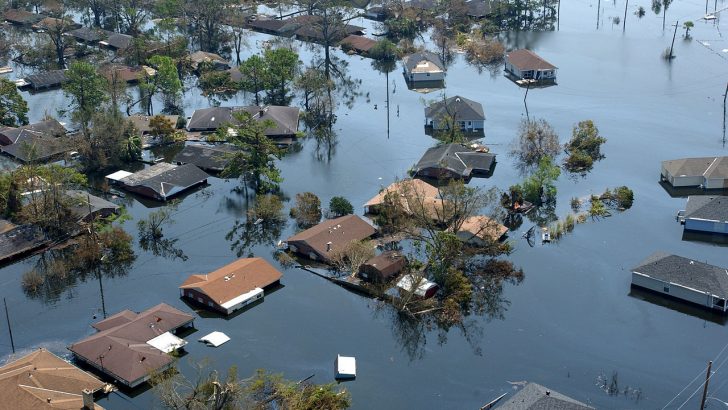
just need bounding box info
[629,286,728,325]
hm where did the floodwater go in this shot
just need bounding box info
[2,1,728,409]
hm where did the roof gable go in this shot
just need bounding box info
[632,252,728,299]
[425,95,485,121]
[506,49,557,71]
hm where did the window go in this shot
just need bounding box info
[663,286,670,293]
[426,73,430,77]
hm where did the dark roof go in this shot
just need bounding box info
[360,251,407,279]
[66,190,120,222]
[632,252,728,299]
[506,49,557,71]
[3,9,44,25]
[685,196,728,222]
[25,70,67,89]
[414,143,496,178]
[103,32,133,50]
[340,35,378,53]
[66,26,110,42]
[294,23,364,43]
[498,383,594,409]
[403,51,445,72]
[0,224,47,263]
[0,119,66,146]
[405,0,438,10]
[247,19,287,33]
[187,106,300,138]
[1,135,73,163]
[68,303,194,387]
[662,157,727,179]
[100,64,146,83]
[173,144,238,172]
[286,215,377,262]
[425,95,485,122]
[465,0,491,17]
[344,0,371,9]
[127,115,179,136]
[120,163,209,200]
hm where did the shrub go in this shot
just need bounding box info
[329,196,354,217]
[290,192,322,228]
[613,186,634,209]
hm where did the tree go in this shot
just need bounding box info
[222,111,283,194]
[683,20,694,38]
[510,118,560,170]
[0,78,29,127]
[148,115,176,144]
[246,369,351,409]
[240,54,267,106]
[186,0,234,52]
[63,61,108,136]
[42,12,75,68]
[116,0,149,35]
[290,192,322,228]
[330,239,375,277]
[138,55,183,115]
[263,47,299,106]
[652,0,673,30]
[83,107,141,170]
[563,120,606,173]
[138,201,187,260]
[511,156,561,205]
[329,196,354,217]
[153,362,244,410]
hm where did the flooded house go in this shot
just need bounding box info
[22,70,67,91]
[661,156,728,189]
[505,49,558,83]
[363,178,440,215]
[340,35,378,56]
[187,51,231,71]
[67,190,120,223]
[0,222,48,265]
[465,0,492,19]
[3,9,45,26]
[105,163,209,201]
[412,143,496,180]
[402,51,445,83]
[99,32,133,51]
[179,257,282,315]
[68,303,195,388]
[424,95,485,133]
[498,382,594,409]
[680,196,728,235]
[631,252,728,313]
[294,23,365,44]
[127,114,179,138]
[186,106,300,145]
[66,26,113,45]
[100,64,154,85]
[1,135,72,163]
[359,251,407,283]
[0,118,66,146]
[286,214,377,263]
[0,348,110,409]
[173,144,238,173]
[455,215,508,246]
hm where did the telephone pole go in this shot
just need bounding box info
[700,360,713,410]
[669,20,679,59]
[722,83,727,147]
[623,0,629,33]
[4,298,15,354]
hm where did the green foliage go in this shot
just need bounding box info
[564,120,606,172]
[83,107,140,170]
[369,39,399,62]
[683,21,694,37]
[510,118,561,169]
[263,47,299,106]
[0,78,29,127]
[63,61,108,133]
[589,195,609,219]
[148,115,176,143]
[252,194,285,223]
[329,196,354,217]
[144,55,182,111]
[613,186,634,209]
[198,70,241,101]
[512,157,561,205]
[247,369,351,409]
[290,192,322,228]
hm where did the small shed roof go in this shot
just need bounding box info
[498,382,594,409]
[199,331,230,347]
[335,355,356,378]
[146,331,187,353]
[425,95,485,122]
[632,252,728,299]
[360,251,407,279]
[396,274,437,297]
[67,26,110,42]
[506,49,557,71]
[180,257,282,307]
[106,170,133,181]
[403,51,444,73]
[685,196,728,222]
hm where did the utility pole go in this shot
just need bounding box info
[557,0,561,30]
[722,83,727,147]
[700,360,713,410]
[623,0,629,33]
[669,20,679,59]
[4,298,14,354]
[706,0,709,14]
[597,0,601,29]
[88,195,106,319]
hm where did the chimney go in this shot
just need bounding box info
[326,241,332,252]
[82,389,95,409]
[545,390,551,396]
[81,389,96,410]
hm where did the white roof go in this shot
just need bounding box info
[336,355,356,378]
[220,287,263,309]
[397,275,437,297]
[146,331,188,353]
[105,170,133,181]
[199,331,230,347]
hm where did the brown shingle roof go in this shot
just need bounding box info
[68,303,194,387]
[180,258,282,307]
[364,179,441,215]
[287,215,376,261]
[506,49,557,71]
[457,215,507,242]
[340,35,377,53]
[0,348,107,410]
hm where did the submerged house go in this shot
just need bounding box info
[0,222,48,264]
[286,214,377,263]
[412,143,496,180]
[424,95,485,133]
[67,190,120,223]
[455,215,508,245]
[340,35,378,55]
[3,9,45,26]
[0,348,110,409]
[631,252,728,313]
[186,106,300,145]
[359,251,407,283]
[661,156,728,189]
[187,51,231,71]
[68,303,195,388]
[23,70,67,91]
[180,257,282,315]
[105,163,209,201]
[402,51,445,83]
[173,144,237,173]
[681,196,728,235]
[0,118,66,146]
[505,49,557,82]
[363,178,440,215]
[498,382,594,409]
[100,32,133,51]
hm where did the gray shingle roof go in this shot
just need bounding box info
[187,106,300,138]
[662,157,726,178]
[104,32,133,50]
[424,95,485,122]
[25,70,67,89]
[414,143,495,178]
[685,196,728,222]
[186,107,233,131]
[173,144,238,172]
[632,252,728,299]
[498,383,594,410]
[121,163,209,199]
[403,51,444,73]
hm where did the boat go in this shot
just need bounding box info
[541,228,551,243]
[705,13,717,20]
